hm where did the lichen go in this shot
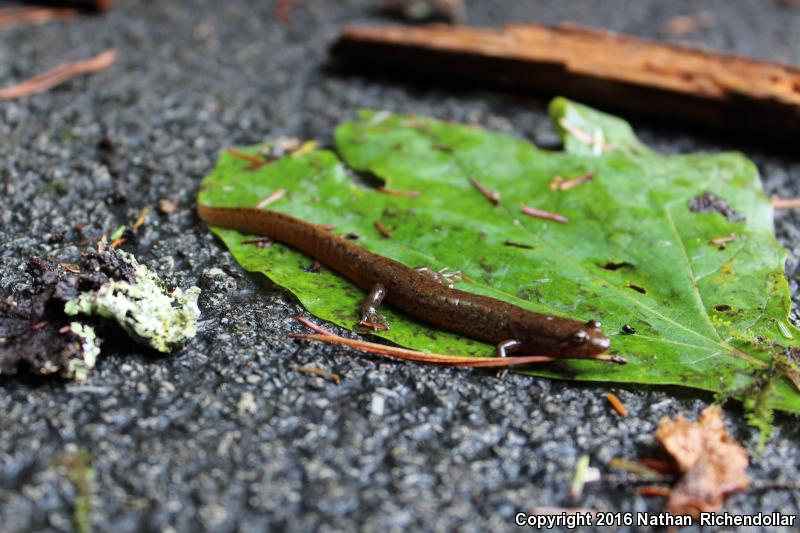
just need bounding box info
[65,322,101,382]
[65,251,200,353]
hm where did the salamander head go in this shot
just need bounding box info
[558,319,610,358]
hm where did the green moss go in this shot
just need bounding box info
[54,450,94,533]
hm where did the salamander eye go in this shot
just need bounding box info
[586,320,602,330]
[569,330,588,346]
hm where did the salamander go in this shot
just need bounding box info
[197,205,612,360]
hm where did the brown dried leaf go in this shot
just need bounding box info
[655,405,750,516]
[156,198,179,215]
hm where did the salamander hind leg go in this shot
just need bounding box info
[357,283,390,331]
[414,266,462,288]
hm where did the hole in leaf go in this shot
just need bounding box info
[349,168,385,189]
[431,144,453,154]
[628,284,647,294]
[714,304,732,312]
[504,240,534,250]
[601,261,634,271]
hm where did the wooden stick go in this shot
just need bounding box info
[606,392,628,416]
[772,198,800,208]
[332,23,800,145]
[0,7,78,28]
[0,49,117,101]
[25,1,112,11]
[520,203,568,224]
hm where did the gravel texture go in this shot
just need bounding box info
[1,0,800,531]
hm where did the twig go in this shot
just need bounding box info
[296,316,335,335]
[0,49,117,101]
[771,197,800,208]
[255,188,286,209]
[331,22,800,145]
[0,7,78,29]
[639,457,679,476]
[228,149,265,165]
[60,262,81,274]
[468,176,501,205]
[708,233,739,246]
[132,206,149,230]
[663,11,715,37]
[558,118,595,145]
[520,203,568,224]
[291,332,560,367]
[298,365,341,385]
[291,317,557,367]
[40,1,113,11]
[291,316,625,367]
[552,172,595,191]
[709,232,738,249]
[373,220,392,239]
[606,392,628,416]
[636,485,672,497]
[609,458,670,481]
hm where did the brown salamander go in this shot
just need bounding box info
[197,205,612,360]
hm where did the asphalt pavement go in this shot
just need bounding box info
[1,1,799,531]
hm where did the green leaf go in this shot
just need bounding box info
[198,99,800,417]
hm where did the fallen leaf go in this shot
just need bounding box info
[655,405,750,516]
[157,198,179,214]
[198,98,800,422]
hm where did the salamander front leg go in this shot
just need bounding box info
[496,339,523,358]
[358,283,390,331]
[414,266,462,288]
[495,339,523,380]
